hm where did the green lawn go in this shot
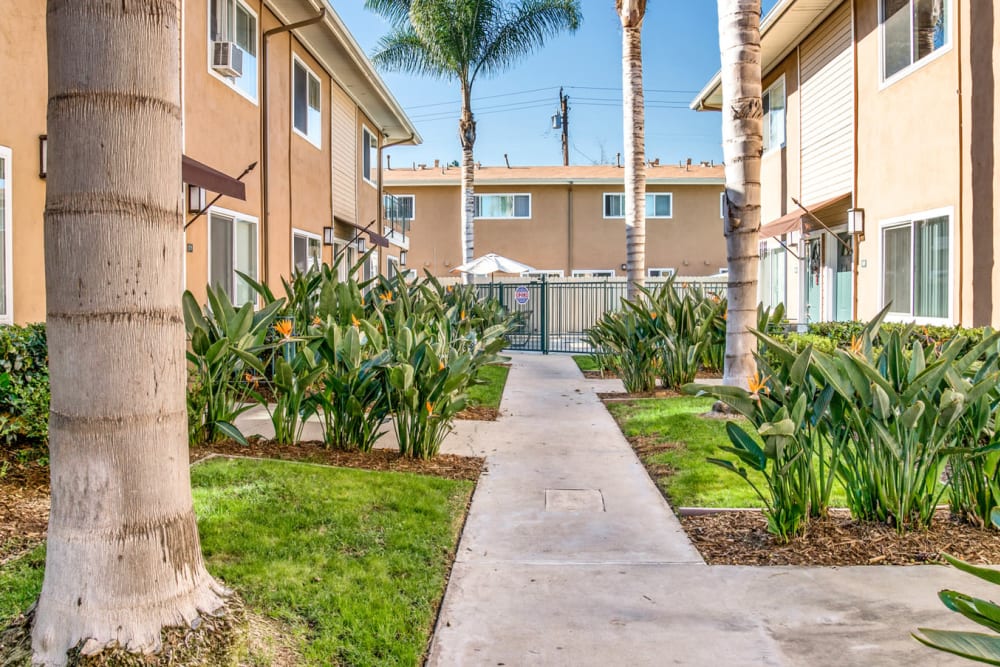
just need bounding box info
[1,458,473,666]
[466,363,509,409]
[572,354,602,372]
[608,396,849,509]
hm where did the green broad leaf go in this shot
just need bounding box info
[725,422,767,470]
[790,345,812,386]
[908,339,926,381]
[182,290,209,333]
[759,419,796,438]
[942,553,1000,586]
[191,327,211,357]
[901,401,925,430]
[706,457,749,479]
[235,269,276,303]
[913,628,1000,665]
[938,590,1000,634]
[872,384,892,422]
[204,338,228,366]
[213,421,248,446]
[251,298,286,333]
[227,303,254,340]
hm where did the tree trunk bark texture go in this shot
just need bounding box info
[459,96,476,272]
[34,2,227,664]
[717,0,763,388]
[619,2,647,302]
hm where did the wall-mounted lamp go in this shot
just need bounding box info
[187,185,206,213]
[847,208,865,236]
[620,263,627,271]
[38,135,47,179]
[356,237,366,253]
[400,250,407,267]
[323,226,335,246]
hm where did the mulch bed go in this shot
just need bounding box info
[0,449,49,566]
[582,370,619,380]
[681,509,1000,566]
[190,438,484,482]
[456,405,500,421]
[598,390,682,401]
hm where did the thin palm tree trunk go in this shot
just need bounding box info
[621,11,646,301]
[717,0,763,388]
[459,90,477,275]
[34,2,226,663]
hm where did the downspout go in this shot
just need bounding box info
[851,0,860,320]
[955,0,964,325]
[261,7,326,284]
[376,132,415,273]
[567,181,574,275]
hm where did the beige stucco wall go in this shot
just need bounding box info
[1,0,48,324]
[388,179,727,278]
[854,0,962,324]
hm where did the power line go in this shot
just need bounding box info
[409,96,554,120]
[566,85,699,94]
[405,86,559,110]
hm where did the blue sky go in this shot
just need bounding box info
[333,0,780,168]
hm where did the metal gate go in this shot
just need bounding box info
[476,277,728,354]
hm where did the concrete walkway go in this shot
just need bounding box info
[427,353,973,666]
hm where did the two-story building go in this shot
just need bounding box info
[384,162,728,279]
[0,0,419,324]
[692,0,999,326]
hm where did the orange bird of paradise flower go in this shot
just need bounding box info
[425,401,434,416]
[748,371,770,399]
[351,313,361,327]
[850,335,864,355]
[274,320,293,339]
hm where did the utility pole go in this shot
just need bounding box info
[560,87,569,166]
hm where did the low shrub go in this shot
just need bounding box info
[0,324,49,445]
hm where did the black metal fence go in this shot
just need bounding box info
[475,278,728,354]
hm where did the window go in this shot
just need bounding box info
[333,239,354,282]
[882,211,950,320]
[603,193,672,219]
[209,210,258,306]
[209,0,257,102]
[387,255,400,280]
[293,57,321,147]
[720,192,726,219]
[646,193,673,218]
[522,270,565,278]
[648,268,675,278]
[292,230,322,274]
[475,194,530,219]
[881,0,949,81]
[362,127,378,186]
[572,270,615,278]
[0,147,11,324]
[762,77,786,153]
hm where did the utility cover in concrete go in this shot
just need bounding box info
[545,488,605,512]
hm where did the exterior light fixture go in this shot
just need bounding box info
[323,226,335,246]
[620,263,627,271]
[400,250,407,266]
[356,237,366,253]
[847,208,865,236]
[187,184,206,213]
[39,134,47,179]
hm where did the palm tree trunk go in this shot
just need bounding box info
[620,3,646,301]
[459,85,476,274]
[34,2,227,663]
[717,0,762,388]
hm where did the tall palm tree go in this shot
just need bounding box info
[365,0,582,267]
[617,0,646,301]
[717,0,762,387]
[33,2,226,663]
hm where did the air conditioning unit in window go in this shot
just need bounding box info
[212,41,243,78]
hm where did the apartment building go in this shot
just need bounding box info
[0,0,419,325]
[693,0,1000,327]
[383,163,728,279]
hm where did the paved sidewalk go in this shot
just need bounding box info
[427,353,971,666]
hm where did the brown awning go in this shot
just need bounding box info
[182,155,246,200]
[759,193,851,239]
[334,216,390,248]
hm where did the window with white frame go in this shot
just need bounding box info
[333,239,354,282]
[387,255,401,280]
[881,0,949,81]
[763,77,786,153]
[209,0,258,102]
[209,210,258,306]
[292,57,321,147]
[603,193,672,219]
[648,268,675,278]
[475,194,530,219]
[362,127,378,186]
[292,230,322,274]
[882,211,950,320]
[0,147,11,323]
[646,193,673,218]
[522,270,565,278]
[392,194,415,220]
[572,269,615,278]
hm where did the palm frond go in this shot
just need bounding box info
[472,0,581,83]
[369,26,452,79]
[364,0,414,26]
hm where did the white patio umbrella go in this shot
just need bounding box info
[451,253,535,280]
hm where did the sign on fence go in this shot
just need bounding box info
[514,286,530,305]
